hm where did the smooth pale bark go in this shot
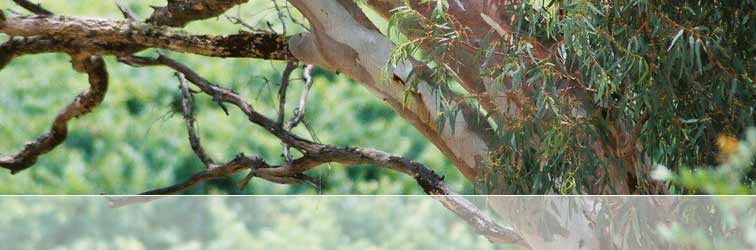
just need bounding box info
[286,0,492,180]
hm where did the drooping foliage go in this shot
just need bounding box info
[389,0,755,194]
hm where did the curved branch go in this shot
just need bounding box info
[176,72,215,168]
[138,154,264,195]
[0,55,108,174]
[276,62,298,125]
[0,0,250,174]
[122,54,318,152]
[116,54,529,247]
[120,143,529,247]
[285,64,314,131]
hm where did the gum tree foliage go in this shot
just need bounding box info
[387,0,755,194]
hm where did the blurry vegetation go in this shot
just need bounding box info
[650,129,756,249]
[653,128,756,194]
[0,197,505,250]
[0,1,468,194]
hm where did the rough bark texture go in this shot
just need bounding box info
[0,14,293,60]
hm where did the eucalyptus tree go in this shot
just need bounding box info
[1,0,754,249]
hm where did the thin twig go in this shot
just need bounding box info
[114,0,138,20]
[271,0,288,34]
[285,64,314,130]
[277,62,298,125]
[284,1,311,32]
[225,15,267,33]
[11,0,52,15]
[281,64,314,165]
[176,72,216,168]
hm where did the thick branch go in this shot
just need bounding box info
[0,13,294,60]
[364,1,557,131]
[287,0,494,180]
[0,55,108,174]
[146,0,249,27]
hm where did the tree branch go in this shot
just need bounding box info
[146,0,249,27]
[122,54,318,152]
[11,0,52,16]
[117,143,529,247]
[0,55,108,174]
[0,0,250,174]
[176,72,216,168]
[285,64,314,131]
[114,0,138,21]
[1,3,529,246]
[115,54,529,247]
[0,13,294,60]
[276,62,298,125]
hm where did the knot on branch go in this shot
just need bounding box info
[416,169,446,194]
[231,153,263,167]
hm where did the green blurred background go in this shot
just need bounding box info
[0,196,506,250]
[0,0,471,194]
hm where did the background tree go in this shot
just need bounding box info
[1,0,755,249]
